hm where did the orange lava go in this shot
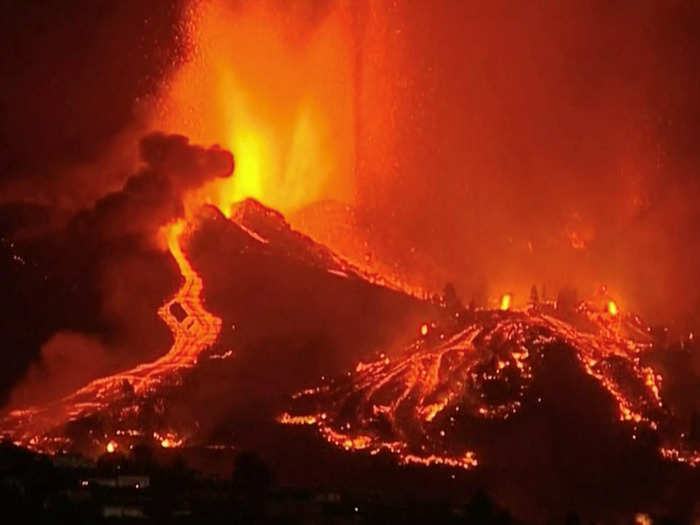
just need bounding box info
[1,220,222,452]
[281,300,699,471]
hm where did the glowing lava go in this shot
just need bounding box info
[0,220,222,453]
[155,0,356,217]
[280,300,699,471]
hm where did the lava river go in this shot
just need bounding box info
[0,219,222,452]
[280,302,700,470]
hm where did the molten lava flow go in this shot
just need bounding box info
[1,219,222,453]
[153,219,222,372]
[280,300,699,471]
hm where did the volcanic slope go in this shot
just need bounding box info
[0,200,430,455]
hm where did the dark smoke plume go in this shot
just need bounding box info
[1,133,233,407]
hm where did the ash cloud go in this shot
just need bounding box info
[68,133,233,241]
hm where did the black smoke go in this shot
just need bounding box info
[0,133,233,407]
[68,133,233,241]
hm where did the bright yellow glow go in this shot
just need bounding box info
[420,323,429,336]
[154,1,356,217]
[500,293,512,311]
[106,440,117,454]
[607,300,619,316]
[635,513,652,525]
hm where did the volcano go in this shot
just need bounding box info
[0,199,430,455]
[1,198,698,521]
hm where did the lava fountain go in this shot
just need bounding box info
[154,0,357,216]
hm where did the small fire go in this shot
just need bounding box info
[607,300,619,316]
[106,440,118,454]
[500,293,512,311]
[155,431,184,449]
[420,323,429,336]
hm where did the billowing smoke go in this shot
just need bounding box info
[1,133,233,406]
[68,133,233,241]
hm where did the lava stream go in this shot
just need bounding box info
[280,303,700,470]
[1,219,222,450]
